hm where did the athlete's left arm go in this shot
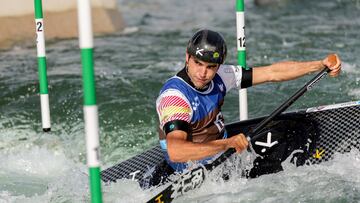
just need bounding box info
[252,54,341,86]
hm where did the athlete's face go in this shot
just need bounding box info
[186,53,220,89]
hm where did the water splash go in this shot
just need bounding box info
[175,148,360,203]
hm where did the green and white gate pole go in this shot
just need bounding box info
[236,0,249,120]
[77,0,103,202]
[34,0,51,132]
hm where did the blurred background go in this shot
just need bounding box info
[0,0,359,202]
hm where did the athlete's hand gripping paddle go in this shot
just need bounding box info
[146,54,338,203]
[248,54,337,142]
[198,54,338,172]
[221,54,337,158]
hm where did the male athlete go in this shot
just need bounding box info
[156,29,341,172]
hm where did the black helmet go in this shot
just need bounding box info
[186,29,227,64]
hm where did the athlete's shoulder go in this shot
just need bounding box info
[217,64,242,76]
[160,76,189,94]
[157,82,191,110]
[216,64,248,92]
[156,87,192,128]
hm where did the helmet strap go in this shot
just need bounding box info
[185,55,191,73]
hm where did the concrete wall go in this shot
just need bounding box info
[0,0,124,49]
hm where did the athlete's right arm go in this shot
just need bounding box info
[166,130,248,162]
[156,88,248,162]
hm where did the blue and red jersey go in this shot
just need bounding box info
[156,65,251,171]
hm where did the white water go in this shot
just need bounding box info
[1,0,360,202]
[2,137,359,203]
[0,145,89,202]
[175,149,360,203]
[15,147,357,203]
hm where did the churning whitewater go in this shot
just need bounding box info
[0,0,360,202]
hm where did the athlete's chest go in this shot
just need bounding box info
[186,86,225,121]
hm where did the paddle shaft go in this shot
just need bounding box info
[147,57,337,203]
[250,67,330,141]
[212,67,331,166]
[250,54,338,139]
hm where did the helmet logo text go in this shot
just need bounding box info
[196,48,204,56]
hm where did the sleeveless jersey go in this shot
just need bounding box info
[156,64,250,171]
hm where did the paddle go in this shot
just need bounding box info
[249,69,330,140]
[146,54,337,203]
[249,54,336,141]
[206,54,337,170]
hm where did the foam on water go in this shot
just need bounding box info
[174,149,360,203]
[1,0,359,202]
[342,62,360,98]
[102,179,153,202]
[1,146,359,202]
[0,132,90,202]
[342,62,359,74]
[0,147,69,177]
[0,147,89,202]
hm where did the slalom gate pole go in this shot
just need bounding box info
[236,0,249,121]
[77,0,103,202]
[34,0,51,132]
